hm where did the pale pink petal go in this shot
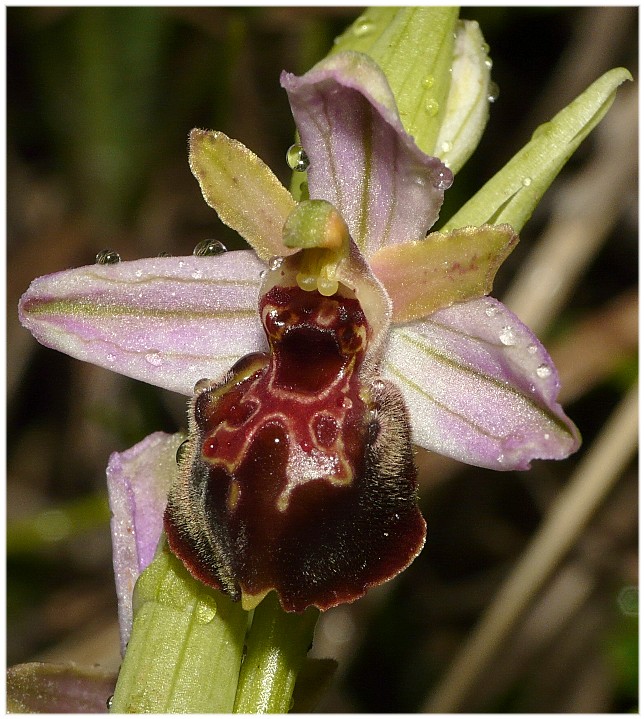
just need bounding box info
[281,52,452,258]
[106,431,183,652]
[384,297,580,470]
[18,252,266,396]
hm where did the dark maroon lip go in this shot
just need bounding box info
[164,285,425,612]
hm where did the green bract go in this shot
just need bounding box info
[443,67,633,232]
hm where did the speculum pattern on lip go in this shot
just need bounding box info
[165,285,426,612]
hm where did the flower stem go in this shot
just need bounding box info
[233,592,319,713]
[109,539,247,713]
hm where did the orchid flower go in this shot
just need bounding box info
[16,6,630,713]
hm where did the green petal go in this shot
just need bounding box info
[442,68,633,233]
[369,225,518,323]
[189,129,296,261]
[331,7,459,157]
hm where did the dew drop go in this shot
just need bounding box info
[96,249,121,265]
[497,453,505,464]
[536,363,552,379]
[544,433,550,440]
[194,377,211,393]
[286,144,310,172]
[106,353,116,363]
[425,98,439,117]
[372,379,386,394]
[499,326,515,346]
[134,269,143,278]
[485,304,500,317]
[352,19,374,37]
[145,351,163,366]
[176,438,190,464]
[158,251,172,257]
[522,176,532,187]
[191,269,203,279]
[422,75,435,89]
[487,81,500,103]
[193,239,227,257]
[195,595,218,624]
[106,695,114,711]
[440,140,453,154]
[338,396,353,409]
[268,256,284,271]
[532,122,550,140]
[481,41,490,54]
[527,344,538,354]
[433,168,453,191]
[484,57,493,70]
[259,269,268,280]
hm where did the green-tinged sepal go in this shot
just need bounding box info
[443,67,633,233]
[109,538,247,713]
[333,7,488,167]
[435,19,493,172]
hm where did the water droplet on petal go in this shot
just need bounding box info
[499,326,515,346]
[522,176,532,187]
[536,363,552,379]
[487,81,500,103]
[191,269,203,279]
[286,144,310,172]
[106,695,114,711]
[193,239,227,257]
[544,433,550,440]
[484,57,493,70]
[527,344,538,354]
[440,140,453,154]
[259,269,267,280]
[158,251,172,257]
[433,168,453,191]
[422,75,435,89]
[497,453,505,464]
[352,19,374,37]
[106,353,116,363]
[194,377,211,393]
[96,249,121,265]
[268,256,284,271]
[145,351,163,366]
[485,304,500,317]
[425,98,439,117]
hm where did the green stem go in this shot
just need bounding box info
[233,593,320,713]
[109,539,247,713]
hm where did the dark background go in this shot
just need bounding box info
[7,7,638,712]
